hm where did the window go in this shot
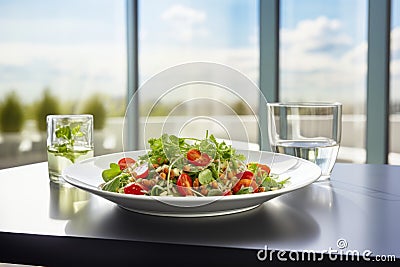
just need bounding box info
[280,0,368,163]
[0,0,396,169]
[0,0,126,168]
[136,0,260,149]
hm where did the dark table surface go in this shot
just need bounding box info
[1,162,399,266]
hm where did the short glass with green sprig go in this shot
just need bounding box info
[47,114,94,183]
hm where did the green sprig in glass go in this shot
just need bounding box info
[47,114,94,183]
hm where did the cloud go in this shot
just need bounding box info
[279,18,400,104]
[281,16,352,54]
[280,16,357,73]
[161,4,208,42]
[279,16,367,103]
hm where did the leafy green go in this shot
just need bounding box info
[161,134,185,167]
[102,176,121,192]
[209,135,237,160]
[102,163,122,182]
[55,125,72,141]
[150,185,166,196]
[139,133,246,171]
[140,137,167,165]
[247,162,259,174]
[198,169,214,185]
[199,138,217,158]
[51,124,89,163]
[236,187,253,195]
[209,163,219,180]
[71,125,84,137]
[261,174,290,191]
[102,173,130,192]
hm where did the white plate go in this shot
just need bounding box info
[62,150,321,217]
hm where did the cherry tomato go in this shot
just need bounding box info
[123,182,147,195]
[223,190,233,196]
[133,163,149,178]
[187,149,212,166]
[176,173,193,196]
[232,171,257,194]
[187,149,201,161]
[118,157,136,170]
[236,170,254,180]
[257,164,271,175]
[231,178,258,194]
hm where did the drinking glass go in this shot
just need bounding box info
[267,103,342,181]
[47,114,94,183]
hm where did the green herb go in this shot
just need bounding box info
[161,134,186,168]
[140,132,245,167]
[150,185,166,196]
[261,174,290,191]
[51,124,88,163]
[198,138,217,158]
[102,163,122,182]
[198,168,214,185]
[102,173,130,192]
[209,163,219,180]
[247,162,259,174]
[236,187,253,195]
[102,176,121,192]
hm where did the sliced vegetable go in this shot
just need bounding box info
[176,173,193,196]
[187,149,201,161]
[124,182,147,195]
[236,170,254,181]
[232,174,258,194]
[188,152,212,167]
[133,163,149,178]
[223,190,233,196]
[118,157,136,170]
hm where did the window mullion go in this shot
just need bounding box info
[126,0,139,150]
[259,0,279,151]
[366,0,391,164]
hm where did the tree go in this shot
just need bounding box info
[35,88,60,132]
[81,94,107,130]
[0,91,25,133]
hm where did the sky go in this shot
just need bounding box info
[0,0,399,111]
[0,0,127,103]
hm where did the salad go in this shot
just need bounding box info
[100,132,289,197]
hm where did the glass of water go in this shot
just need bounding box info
[47,114,94,183]
[267,102,342,181]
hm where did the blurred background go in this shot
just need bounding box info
[0,0,399,169]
